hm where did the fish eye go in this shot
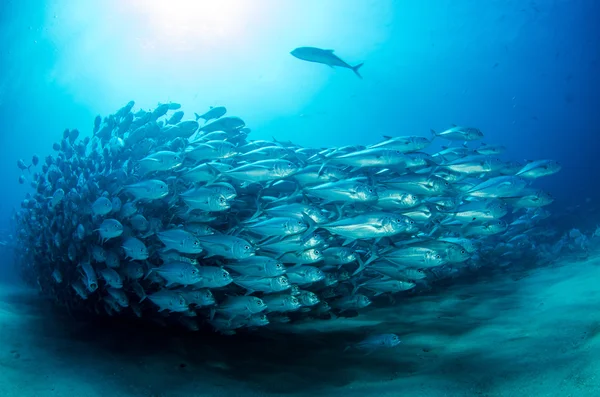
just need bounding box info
[222,273,229,279]
[244,245,250,250]
[258,301,264,306]
[409,220,415,224]
[436,255,441,259]
[461,250,466,254]
[314,250,320,255]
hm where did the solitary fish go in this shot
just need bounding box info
[345,333,402,354]
[290,47,364,79]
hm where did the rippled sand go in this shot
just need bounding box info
[2,254,600,396]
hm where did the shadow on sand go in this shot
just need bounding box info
[1,263,594,396]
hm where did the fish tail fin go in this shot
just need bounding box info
[301,214,319,239]
[352,255,366,276]
[194,113,204,122]
[143,268,155,280]
[351,63,364,79]
[248,194,263,222]
[351,279,365,295]
[362,245,379,268]
[430,129,439,140]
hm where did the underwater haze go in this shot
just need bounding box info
[2,1,600,397]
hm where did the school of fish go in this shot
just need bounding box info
[10,100,564,335]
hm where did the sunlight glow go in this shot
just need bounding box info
[123,0,253,52]
[42,0,386,135]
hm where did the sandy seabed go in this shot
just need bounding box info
[1,254,600,397]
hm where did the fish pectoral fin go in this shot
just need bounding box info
[363,348,376,356]
[342,238,356,246]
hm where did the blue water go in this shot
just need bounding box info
[0,2,599,395]
[1,0,598,230]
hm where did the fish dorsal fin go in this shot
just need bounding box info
[382,135,393,140]
[325,49,335,53]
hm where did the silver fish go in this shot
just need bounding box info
[286,266,325,285]
[290,47,364,78]
[233,275,290,294]
[157,229,203,254]
[148,262,202,287]
[322,213,415,243]
[226,160,298,182]
[216,296,266,318]
[96,219,123,242]
[262,294,301,313]
[225,256,285,277]
[91,197,113,216]
[123,180,169,202]
[180,187,230,212]
[122,238,149,260]
[516,160,561,179]
[431,126,484,141]
[191,266,233,289]
[99,268,123,288]
[194,235,255,260]
[346,334,401,352]
[148,290,189,312]
[138,151,182,173]
[107,287,129,307]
